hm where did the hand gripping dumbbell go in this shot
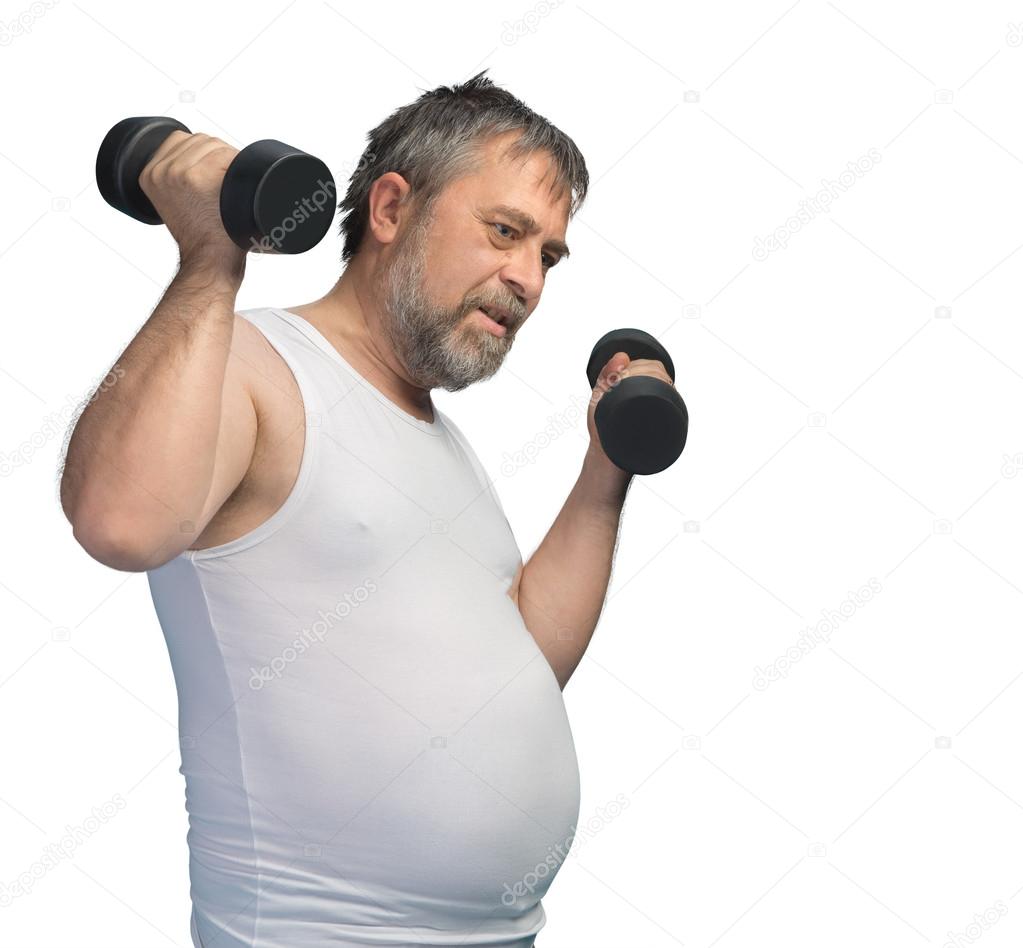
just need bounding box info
[95,117,336,254]
[586,328,689,475]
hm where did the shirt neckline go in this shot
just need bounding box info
[270,307,443,436]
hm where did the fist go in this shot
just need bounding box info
[138,131,245,266]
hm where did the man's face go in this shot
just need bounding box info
[379,134,571,392]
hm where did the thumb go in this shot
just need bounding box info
[596,351,631,394]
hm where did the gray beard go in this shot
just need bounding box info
[380,213,516,393]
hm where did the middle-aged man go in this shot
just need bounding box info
[60,71,676,947]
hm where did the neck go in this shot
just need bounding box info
[296,254,434,418]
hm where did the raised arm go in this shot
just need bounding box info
[60,131,256,572]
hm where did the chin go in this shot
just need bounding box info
[440,368,500,392]
[441,357,506,391]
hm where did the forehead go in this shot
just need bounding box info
[446,132,571,231]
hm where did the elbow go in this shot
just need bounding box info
[70,511,173,572]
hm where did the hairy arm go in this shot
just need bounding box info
[60,130,259,572]
[59,261,255,571]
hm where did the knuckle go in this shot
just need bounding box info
[145,163,167,186]
[181,165,207,186]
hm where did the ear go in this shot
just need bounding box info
[366,171,412,248]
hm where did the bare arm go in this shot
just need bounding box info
[60,131,257,571]
[507,349,676,689]
[509,447,632,690]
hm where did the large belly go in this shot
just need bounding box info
[215,599,580,926]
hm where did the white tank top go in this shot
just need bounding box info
[147,307,580,948]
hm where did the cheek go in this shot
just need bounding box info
[425,247,499,310]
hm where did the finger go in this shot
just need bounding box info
[173,140,236,174]
[146,129,198,168]
[614,357,674,386]
[148,132,220,174]
[595,351,630,394]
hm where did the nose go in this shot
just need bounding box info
[499,248,545,312]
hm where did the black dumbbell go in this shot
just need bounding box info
[95,116,336,254]
[586,328,688,475]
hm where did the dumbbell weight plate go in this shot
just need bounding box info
[95,116,192,225]
[586,327,676,390]
[221,140,335,254]
[596,376,688,474]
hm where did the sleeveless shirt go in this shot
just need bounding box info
[147,307,581,947]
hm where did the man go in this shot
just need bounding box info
[60,72,674,947]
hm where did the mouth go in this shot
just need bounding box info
[476,308,511,331]
[475,305,512,337]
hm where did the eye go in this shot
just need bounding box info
[490,222,560,271]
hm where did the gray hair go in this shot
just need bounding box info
[337,70,589,262]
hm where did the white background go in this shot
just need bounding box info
[3,0,1023,945]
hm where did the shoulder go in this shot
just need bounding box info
[231,311,281,376]
[229,311,303,423]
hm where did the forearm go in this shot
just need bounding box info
[515,449,632,689]
[60,259,240,543]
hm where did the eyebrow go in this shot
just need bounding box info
[486,204,571,259]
